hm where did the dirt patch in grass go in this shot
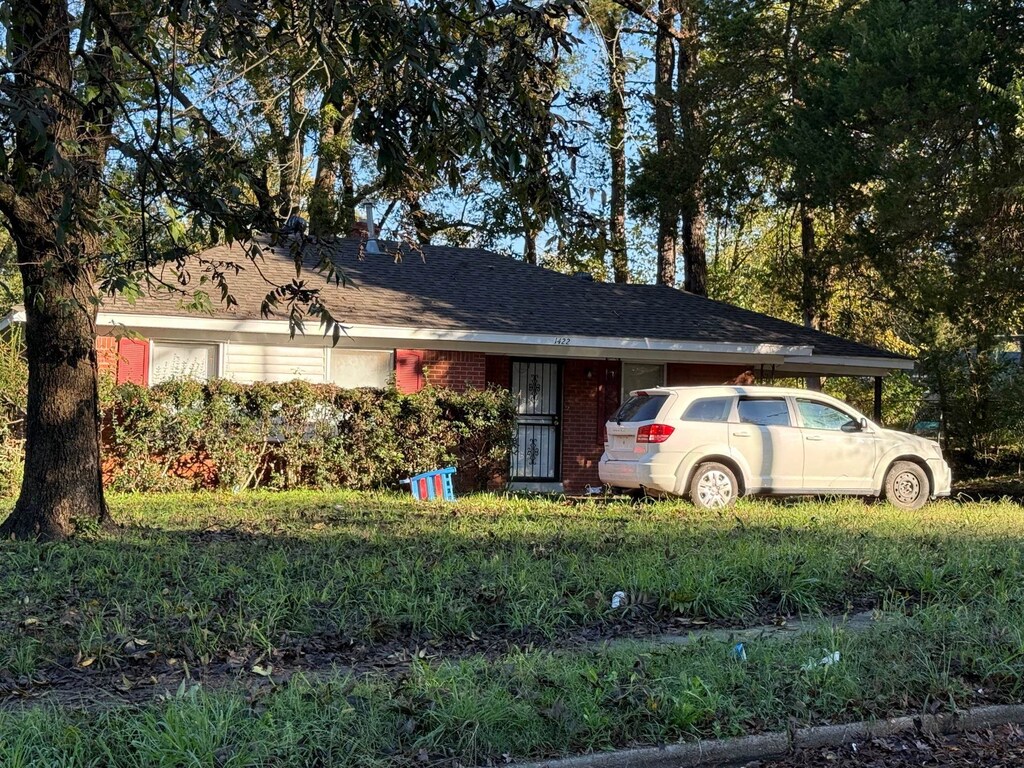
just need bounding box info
[752,723,1024,767]
[954,475,1024,502]
[0,606,863,710]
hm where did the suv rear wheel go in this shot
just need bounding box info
[884,461,930,510]
[690,462,739,509]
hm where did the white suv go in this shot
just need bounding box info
[599,385,952,510]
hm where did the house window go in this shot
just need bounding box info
[621,362,665,398]
[150,342,218,384]
[330,350,393,388]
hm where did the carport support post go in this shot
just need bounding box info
[873,376,883,425]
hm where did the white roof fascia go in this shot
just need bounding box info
[780,354,915,374]
[89,311,815,359]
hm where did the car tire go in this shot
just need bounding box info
[689,462,740,510]
[884,461,930,510]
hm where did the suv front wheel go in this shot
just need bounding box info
[690,462,740,510]
[884,461,930,510]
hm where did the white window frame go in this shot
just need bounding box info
[148,340,221,385]
[325,347,394,389]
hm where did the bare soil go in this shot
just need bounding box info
[746,724,1024,767]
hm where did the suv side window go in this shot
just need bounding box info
[681,397,733,422]
[796,398,858,431]
[737,397,791,427]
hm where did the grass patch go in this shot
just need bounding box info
[1,601,1023,766]
[1,491,1023,678]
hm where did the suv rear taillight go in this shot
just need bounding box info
[636,423,675,443]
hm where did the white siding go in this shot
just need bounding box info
[224,344,327,384]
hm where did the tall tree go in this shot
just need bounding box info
[652,0,678,285]
[0,0,576,539]
[587,2,631,282]
[676,0,707,294]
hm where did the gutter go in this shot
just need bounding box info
[0,309,913,373]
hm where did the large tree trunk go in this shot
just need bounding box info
[524,226,539,265]
[682,192,708,294]
[309,106,339,236]
[654,0,677,285]
[1,255,109,540]
[277,83,306,221]
[407,194,432,245]
[676,0,707,295]
[599,22,629,284]
[800,201,822,390]
[0,0,113,539]
[310,97,356,237]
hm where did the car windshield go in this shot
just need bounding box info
[796,399,858,431]
[613,393,668,423]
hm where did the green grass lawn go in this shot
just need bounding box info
[1,491,1023,765]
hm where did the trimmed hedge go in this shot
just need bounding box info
[101,379,517,493]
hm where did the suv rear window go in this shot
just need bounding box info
[682,397,733,422]
[613,393,668,423]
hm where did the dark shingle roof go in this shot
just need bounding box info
[108,236,905,361]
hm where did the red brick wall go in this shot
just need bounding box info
[667,363,751,386]
[394,349,487,393]
[560,360,621,493]
[97,336,118,377]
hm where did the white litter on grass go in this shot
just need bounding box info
[611,591,627,609]
[802,650,841,671]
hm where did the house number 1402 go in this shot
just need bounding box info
[553,337,571,345]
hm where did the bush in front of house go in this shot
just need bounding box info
[100,379,517,492]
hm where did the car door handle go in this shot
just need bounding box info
[731,430,751,437]
[805,435,823,441]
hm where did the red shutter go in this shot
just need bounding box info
[117,338,150,385]
[395,349,425,393]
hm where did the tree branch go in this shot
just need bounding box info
[611,0,685,40]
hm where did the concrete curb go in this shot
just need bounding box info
[516,704,1024,768]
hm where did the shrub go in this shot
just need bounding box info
[102,379,517,493]
[919,347,1024,473]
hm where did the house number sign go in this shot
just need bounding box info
[553,337,571,345]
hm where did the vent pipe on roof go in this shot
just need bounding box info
[363,202,381,255]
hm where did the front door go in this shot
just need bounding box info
[510,360,561,481]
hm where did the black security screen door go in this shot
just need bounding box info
[510,360,561,481]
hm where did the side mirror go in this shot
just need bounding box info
[841,418,866,433]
